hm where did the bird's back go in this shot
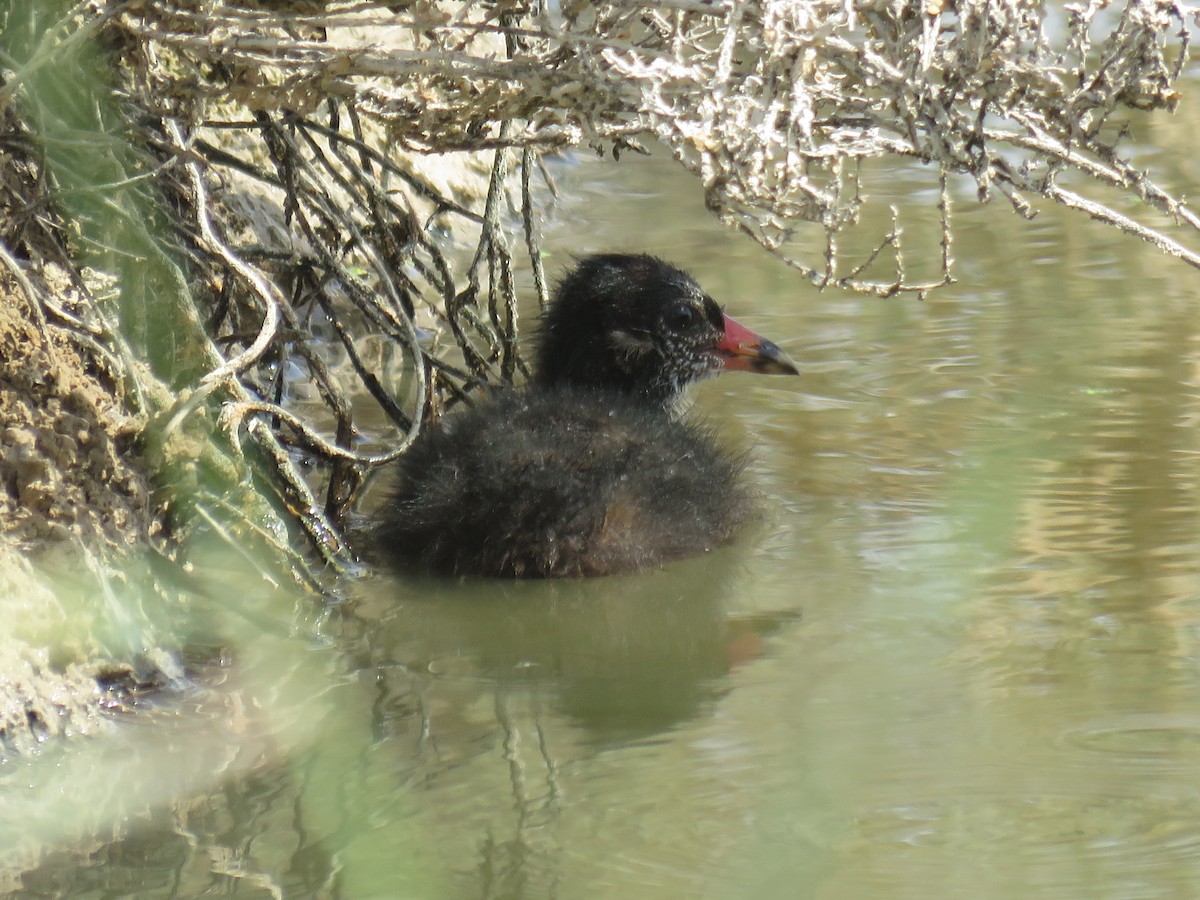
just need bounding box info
[375,387,750,577]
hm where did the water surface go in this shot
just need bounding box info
[12,114,1200,900]
[346,149,1200,898]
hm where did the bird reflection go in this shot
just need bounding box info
[337,545,800,896]
[352,546,775,748]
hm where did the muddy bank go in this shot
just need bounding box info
[0,265,157,551]
[0,260,173,755]
[0,117,168,752]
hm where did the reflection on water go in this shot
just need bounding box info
[323,551,801,896]
[347,551,795,748]
[13,129,1200,897]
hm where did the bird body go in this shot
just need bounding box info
[376,386,747,577]
[375,254,796,578]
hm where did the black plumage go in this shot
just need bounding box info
[374,253,797,578]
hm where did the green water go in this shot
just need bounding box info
[10,121,1200,897]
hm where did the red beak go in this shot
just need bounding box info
[716,314,799,375]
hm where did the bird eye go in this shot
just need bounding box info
[663,302,699,332]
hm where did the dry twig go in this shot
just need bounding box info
[21,0,1200,549]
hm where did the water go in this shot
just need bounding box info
[11,127,1200,899]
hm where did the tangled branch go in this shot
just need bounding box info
[118,0,1198,295]
[15,0,1193,554]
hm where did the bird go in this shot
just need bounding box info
[373,253,798,578]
